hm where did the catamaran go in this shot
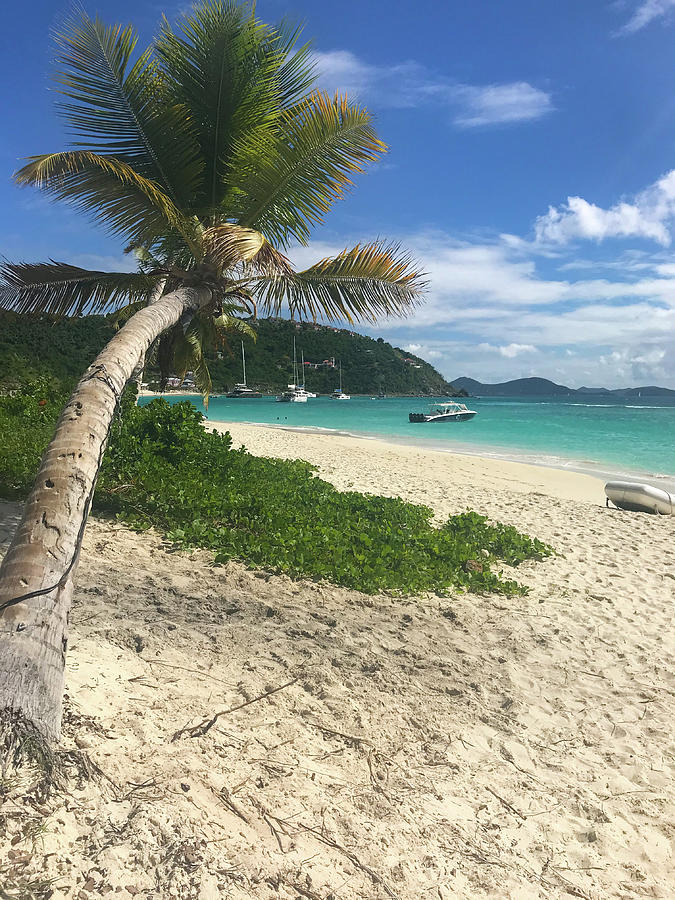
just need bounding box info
[298,351,317,398]
[277,337,312,402]
[226,342,262,398]
[330,360,350,400]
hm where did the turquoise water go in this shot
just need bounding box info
[139,394,675,485]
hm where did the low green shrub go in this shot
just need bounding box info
[0,377,71,498]
[0,389,552,595]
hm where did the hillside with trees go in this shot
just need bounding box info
[196,318,463,395]
[0,312,116,387]
[0,312,464,396]
[453,376,675,399]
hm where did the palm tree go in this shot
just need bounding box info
[0,1,425,746]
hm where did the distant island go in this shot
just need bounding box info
[0,312,466,397]
[453,376,675,399]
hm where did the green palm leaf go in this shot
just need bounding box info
[7,1,427,344]
[271,22,316,110]
[167,307,257,404]
[232,92,387,246]
[15,152,198,250]
[172,326,212,400]
[250,242,426,323]
[155,1,282,215]
[0,261,160,317]
[54,11,202,206]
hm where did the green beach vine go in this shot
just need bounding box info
[0,388,551,596]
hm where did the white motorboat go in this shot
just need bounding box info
[226,342,262,398]
[409,401,477,423]
[330,361,350,399]
[605,481,673,515]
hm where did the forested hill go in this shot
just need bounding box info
[202,318,463,395]
[0,312,464,396]
[453,376,675,399]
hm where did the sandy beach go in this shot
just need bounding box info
[2,425,674,899]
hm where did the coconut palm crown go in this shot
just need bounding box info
[0,1,426,394]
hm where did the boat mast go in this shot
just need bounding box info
[339,360,342,392]
[293,336,298,386]
[241,341,246,386]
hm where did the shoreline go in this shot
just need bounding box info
[139,392,675,490]
[207,418,675,492]
[207,419,606,505]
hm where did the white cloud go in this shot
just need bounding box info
[312,50,552,128]
[621,0,675,34]
[287,215,675,388]
[451,82,552,128]
[403,342,441,359]
[477,342,537,358]
[534,170,675,246]
[499,343,538,358]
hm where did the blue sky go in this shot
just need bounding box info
[2,0,675,387]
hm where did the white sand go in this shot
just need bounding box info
[1,425,674,899]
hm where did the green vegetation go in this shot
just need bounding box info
[0,311,465,396]
[0,312,115,390]
[192,317,464,395]
[0,378,71,499]
[0,386,551,595]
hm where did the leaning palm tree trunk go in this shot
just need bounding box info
[131,278,167,398]
[0,286,210,742]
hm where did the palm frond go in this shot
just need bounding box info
[267,20,316,110]
[202,223,265,269]
[172,326,212,403]
[212,312,257,341]
[0,261,161,317]
[162,306,257,404]
[202,223,293,276]
[247,241,293,278]
[232,92,387,246]
[15,151,198,250]
[155,0,283,215]
[250,242,427,323]
[54,10,202,206]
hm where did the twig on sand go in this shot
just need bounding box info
[281,879,324,900]
[171,676,300,741]
[215,785,250,824]
[148,659,235,686]
[305,718,373,748]
[548,866,594,899]
[299,823,399,899]
[251,799,292,853]
[485,786,526,821]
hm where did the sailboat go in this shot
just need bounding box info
[330,360,350,400]
[276,337,311,402]
[299,351,317,398]
[226,342,262,398]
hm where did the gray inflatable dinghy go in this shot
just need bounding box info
[605,481,674,515]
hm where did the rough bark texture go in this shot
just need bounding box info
[132,279,167,399]
[0,286,210,742]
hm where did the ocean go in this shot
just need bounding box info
[139,394,675,488]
